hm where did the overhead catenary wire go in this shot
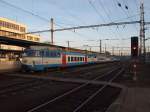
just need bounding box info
[45,0,87,25]
[87,0,106,23]
[98,0,123,39]
[0,20,140,39]
[88,0,119,40]
[45,0,102,36]
[122,0,139,29]
[0,0,93,41]
[25,21,140,34]
[134,0,139,12]
[0,0,50,22]
[114,0,139,35]
[54,23,92,39]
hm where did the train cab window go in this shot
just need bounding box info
[51,51,57,57]
[45,51,49,57]
[57,52,61,57]
[68,56,70,62]
[50,52,54,57]
[40,51,44,56]
[35,51,40,57]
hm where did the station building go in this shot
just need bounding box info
[0,17,41,61]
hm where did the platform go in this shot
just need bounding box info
[107,63,150,112]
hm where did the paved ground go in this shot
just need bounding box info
[108,63,150,112]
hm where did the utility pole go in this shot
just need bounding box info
[89,47,92,52]
[99,39,102,54]
[67,41,73,50]
[67,41,70,49]
[112,46,114,56]
[105,44,106,53]
[50,18,54,45]
[139,0,145,62]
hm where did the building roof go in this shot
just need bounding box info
[0,17,27,27]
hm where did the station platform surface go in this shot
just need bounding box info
[108,63,150,112]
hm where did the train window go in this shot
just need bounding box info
[71,57,73,61]
[35,51,40,57]
[45,51,49,57]
[75,57,77,61]
[68,56,70,62]
[77,57,79,61]
[82,57,84,61]
[40,51,44,56]
[57,52,61,57]
[51,52,56,57]
[72,57,73,61]
[80,57,82,61]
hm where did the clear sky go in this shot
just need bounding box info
[0,0,150,55]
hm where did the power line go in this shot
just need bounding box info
[114,0,139,34]
[98,0,123,39]
[98,0,112,22]
[45,0,87,25]
[0,0,91,42]
[113,13,140,22]
[54,23,92,39]
[88,0,119,40]
[87,0,105,23]
[0,0,49,22]
[45,0,102,38]
[26,21,140,34]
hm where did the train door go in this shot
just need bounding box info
[62,54,66,66]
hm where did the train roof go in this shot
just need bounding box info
[29,44,99,54]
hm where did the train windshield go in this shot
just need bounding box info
[23,49,61,57]
[23,49,42,57]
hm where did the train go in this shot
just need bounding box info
[21,46,98,71]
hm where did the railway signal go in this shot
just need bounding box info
[131,36,138,58]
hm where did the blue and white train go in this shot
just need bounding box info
[21,46,98,71]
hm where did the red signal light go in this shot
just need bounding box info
[133,47,136,50]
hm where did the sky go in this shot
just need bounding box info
[0,0,150,55]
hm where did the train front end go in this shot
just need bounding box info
[21,49,44,71]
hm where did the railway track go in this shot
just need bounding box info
[0,62,124,112]
[0,62,120,99]
[0,79,48,97]
[32,62,121,80]
[27,66,124,112]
